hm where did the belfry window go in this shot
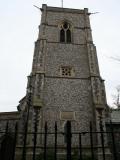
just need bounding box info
[60,22,71,43]
[60,29,65,42]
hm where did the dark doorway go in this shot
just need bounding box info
[0,135,14,160]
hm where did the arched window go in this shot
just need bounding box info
[66,29,71,42]
[60,29,65,42]
[60,22,71,43]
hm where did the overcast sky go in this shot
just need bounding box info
[0,0,120,112]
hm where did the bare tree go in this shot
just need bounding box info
[109,56,120,108]
[112,85,120,108]
[110,56,120,62]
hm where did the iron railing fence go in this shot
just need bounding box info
[0,121,120,160]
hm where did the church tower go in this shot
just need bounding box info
[0,4,111,160]
[21,4,108,141]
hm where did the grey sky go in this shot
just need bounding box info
[0,0,120,112]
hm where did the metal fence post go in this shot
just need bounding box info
[54,122,57,160]
[5,121,8,135]
[79,133,82,160]
[99,119,105,160]
[12,122,18,160]
[44,122,48,160]
[66,121,72,160]
[110,121,117,160]
[33,111,38,160]
[90,122,94,160]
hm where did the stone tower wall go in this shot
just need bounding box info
[0,5,111,160]
[30,5,107,138]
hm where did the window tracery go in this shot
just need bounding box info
[60,22,72,43]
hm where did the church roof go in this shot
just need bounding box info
[0,111,20,120]
[111,109,120,123]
